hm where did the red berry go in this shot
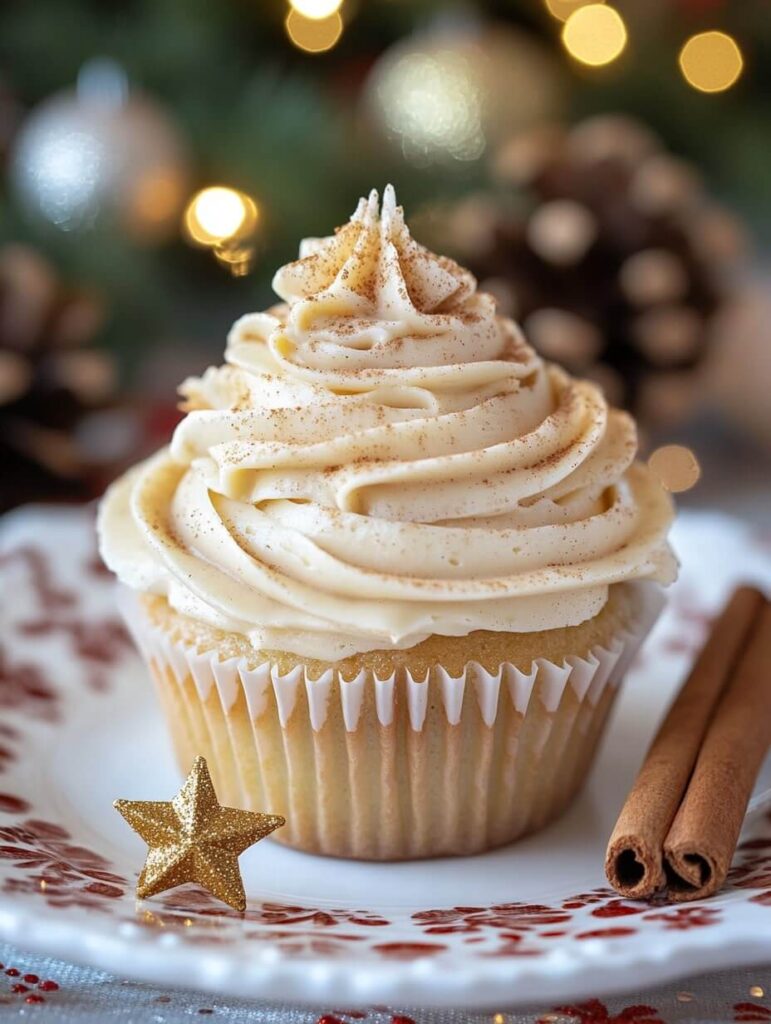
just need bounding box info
[5,967,20,977]
[38,981,59,992]
[26,994,45,1004]
[23,974,39,984]
[11,984,29,993]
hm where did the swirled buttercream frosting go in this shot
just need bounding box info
[99,186,676,660]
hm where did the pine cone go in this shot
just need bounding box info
[0,243,117,510]
[452,116,745,425]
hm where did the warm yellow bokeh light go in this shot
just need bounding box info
[184,186,258,247]
[648,445,701,493]
[562,5,627,67]
[679,31,743,93]
[288,0,343,19]
[285,9,343,53]
[545,0,603,23]
[214,241,256,277]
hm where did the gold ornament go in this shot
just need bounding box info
[115,755,284,911]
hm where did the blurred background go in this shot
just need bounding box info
[0,0,768,517]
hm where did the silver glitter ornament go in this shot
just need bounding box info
[10,59,190,243]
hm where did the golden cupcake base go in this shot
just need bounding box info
[129,583,660,860]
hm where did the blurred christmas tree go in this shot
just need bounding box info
[0,0,768,415]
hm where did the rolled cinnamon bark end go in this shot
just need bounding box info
[605,585,766,900]
[605,835,666,900]
[663,845,719,901]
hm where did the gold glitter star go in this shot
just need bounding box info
[114,756,284,911]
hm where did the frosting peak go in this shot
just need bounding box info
[259,184,512,387]
[273,184,475,316]
[99,186,676,660]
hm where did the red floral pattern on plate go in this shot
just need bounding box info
[0,817,127,911]
[641,906,722,930]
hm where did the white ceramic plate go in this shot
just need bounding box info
[1,506,771,1009]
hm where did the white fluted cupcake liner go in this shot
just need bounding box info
[122,583,663,860]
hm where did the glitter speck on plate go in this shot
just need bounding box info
[676,991,694,1002]
[648,444,701,493]
[750,985,765,998]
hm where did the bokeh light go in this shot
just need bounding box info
[288,0,343,18]
[366,25,561,169]
[130,170,187,237]
[213,241,256,277]
[183,186,258,247]
[372,50,485,164]
[679,31,743,94]
[526,199,598,266]
[544,0,603,23]
[648,445,701,493]
[285,9,343,53]
[562,5,627,67]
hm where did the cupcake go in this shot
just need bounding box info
[99,186,676,860]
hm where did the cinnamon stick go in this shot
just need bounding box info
[663,600,771,899]
[605,585,768,900]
